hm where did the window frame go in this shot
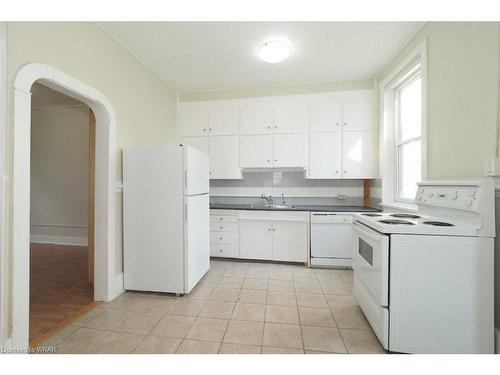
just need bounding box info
[378,40,427,211]
[394,69,423,203]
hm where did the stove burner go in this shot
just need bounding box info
[390,213,421,219]
[423,221,454,227]
[362,213,383,217]
[378,219,415,225]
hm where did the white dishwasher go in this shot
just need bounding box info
[310,212,354,268]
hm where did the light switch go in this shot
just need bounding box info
[484,158,500,176]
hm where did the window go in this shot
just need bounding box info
[395,68,422,201]
[379,40,426,209]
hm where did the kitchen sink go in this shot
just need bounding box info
[250,204,296,209]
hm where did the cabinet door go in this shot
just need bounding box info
[310,94,342,133]
[208,100,239,136]
[179,102,209,137]
[239,98,275,135]
[181,136,208,153]
[239,221,273,260]
[272,221,308,262]
[273,133,308,168]
[342,90,374,131]
[208,136,242,179]
[309,132,342,179]
[274,96,309,134]
[342,131,377,179]
[239,135,273,168]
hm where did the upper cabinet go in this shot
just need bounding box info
[179,101,209,137]
[274,96,309,134]
[208,100,239,136]
[310,94,342,133]
[239,98,275,135]
[208,136,242,179]
[342,90,375,132]
[342,131,376,179]
[178,89,377,179]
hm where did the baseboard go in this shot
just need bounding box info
[30,234,88,246]
[495,327,500,353]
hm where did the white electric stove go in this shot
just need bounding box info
[352,180,495,354]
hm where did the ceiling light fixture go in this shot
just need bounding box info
[258,40,291,63]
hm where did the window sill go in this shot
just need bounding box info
[380,201,417,213]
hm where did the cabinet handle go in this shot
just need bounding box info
[219,237,223,240]
[220,218,223,221]
[344,171,347,174]
[267,125,271,129]
[272,228,276,231]
[274,125,278,129]
[268,228,271,231]
[219,226,223,230]
[335,170,339,174]
[274,159,277,162]
[336,122,339,126]
[209,128,212,131]
[203,128,207,131]
[344,122,347,126]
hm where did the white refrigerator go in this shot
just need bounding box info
[123,145,210,294]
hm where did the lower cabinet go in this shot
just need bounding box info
[239,211,309,263]
[210,209,310,263]
[239,220,273,260]
[272,221,309,262]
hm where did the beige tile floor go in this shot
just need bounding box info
[38,259,385,354]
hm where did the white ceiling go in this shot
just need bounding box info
[99,22,423,92]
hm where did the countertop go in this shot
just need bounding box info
[210,203,381,213]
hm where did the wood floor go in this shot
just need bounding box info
[30,243,94,345]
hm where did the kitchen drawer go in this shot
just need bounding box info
[210,222,238,233]
[210,215,238,223]
[210,231,239,245]
[210,244,239,258]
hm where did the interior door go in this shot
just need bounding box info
[239,98,275,135]
[239,135,273,168]
[274,96,309,134]
[208,136,242,179]
[272,221,308,262]
[184,194,210,293]
[179,101,209,137]
[309,132,342,179]
[273,133,308,168]
[342,131,376,179]
[239,220,273,260]
[208,100,239,136]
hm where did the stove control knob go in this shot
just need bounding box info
[469,191,476,197]
[450,193,458,200]
[465,199,473,207]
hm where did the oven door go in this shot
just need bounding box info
[352,221,389,307]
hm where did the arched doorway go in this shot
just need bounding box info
[12,63,119,348]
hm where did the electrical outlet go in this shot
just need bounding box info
[337,193,347,200]
[484,159,500,176]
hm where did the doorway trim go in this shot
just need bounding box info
[12,63,118,348]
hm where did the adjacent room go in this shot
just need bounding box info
[29,83,95,346]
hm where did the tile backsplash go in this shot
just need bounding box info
[210,171,381,201]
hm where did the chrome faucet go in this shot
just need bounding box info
[261,193,273,205]
[281,193,286,205]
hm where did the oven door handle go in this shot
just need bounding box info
[352,221,385,242]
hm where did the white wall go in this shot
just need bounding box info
[30,105,89,246]
[376,22,499,180]
[1,22,178,344]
